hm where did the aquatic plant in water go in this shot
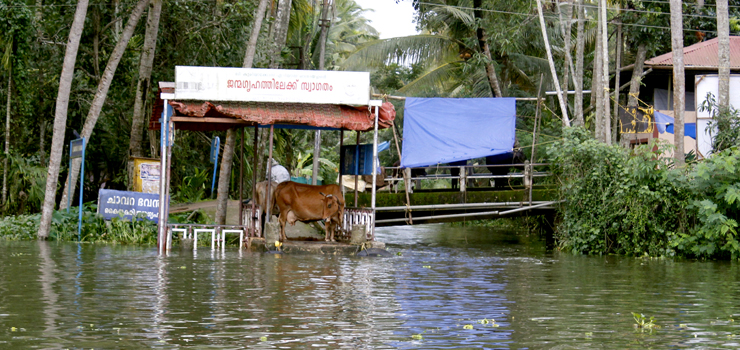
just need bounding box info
[632,312,660,331]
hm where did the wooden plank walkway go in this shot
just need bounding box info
[344,186,559,226]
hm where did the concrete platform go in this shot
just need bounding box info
[250,238,387,255]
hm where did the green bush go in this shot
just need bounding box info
[548,127,692,256]
[0,203,157,244]
[673,147,740,259]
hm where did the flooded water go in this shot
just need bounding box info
[1,225,740,349]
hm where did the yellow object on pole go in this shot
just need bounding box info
[132,157,161,193]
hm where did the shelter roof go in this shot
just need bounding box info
[644,36,740,70]
[150,82,385,132]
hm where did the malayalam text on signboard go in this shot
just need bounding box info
[174,66,370,105]
[97,189,160,223]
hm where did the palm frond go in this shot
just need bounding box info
[341,34,459,71]
[398,61,463,96]
[428,5,475,28]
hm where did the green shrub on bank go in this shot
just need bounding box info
[0,204,157,244]
[674,147,740,259]
[548,128,692,257]
[550,127,740,259]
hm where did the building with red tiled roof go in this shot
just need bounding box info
[617,36,740,158]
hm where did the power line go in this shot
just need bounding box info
[582,3,722,20]
[417,1,722,34]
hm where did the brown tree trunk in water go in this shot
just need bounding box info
[129,0,162,160]
[59,0,148,210]
[473,0,503,97]
[38,0,89,239]
[574,0,585,126]
[717,0,730,110]
[670,0,685,166]
[214,0,270,225]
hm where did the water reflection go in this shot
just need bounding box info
[1,226,740,348]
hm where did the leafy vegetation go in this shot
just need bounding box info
[550,127,740,259]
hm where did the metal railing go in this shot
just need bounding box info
[342,208,375,241]
[379,162,551,195]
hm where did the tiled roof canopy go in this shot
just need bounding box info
[150,82,385,132]
[645,36,740,69]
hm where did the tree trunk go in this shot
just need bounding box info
[3,70,11,206]
[627,44,647,107]
[215,128,236,225]
[474,0,503,97]
[313,0,331,185]
[717,0,730,109]
[670,0,685,166]
[535,0,570,126]
[574,0,585,126]
[269,0,293,69]
[214,0,271,224]
[593,18,603,138]
[612,13,622,145]
[243,0,269,68]
[558,1,574,95]
[59,0,148,210]
[38,0,89,240]
[128,0,162,160]
[600,0,610,144]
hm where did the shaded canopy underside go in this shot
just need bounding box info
[150,83,382,132]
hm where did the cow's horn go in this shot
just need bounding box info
[319,192,327,197]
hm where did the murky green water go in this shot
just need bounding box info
[1,225,740,349]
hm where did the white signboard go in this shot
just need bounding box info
[695,74,740,157]
[174,66,370,105]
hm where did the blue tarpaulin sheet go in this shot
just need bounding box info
[655,111,696,139]
[401,98,516,167]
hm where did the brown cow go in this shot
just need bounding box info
[273,181,345,242]
[254,181,278,214]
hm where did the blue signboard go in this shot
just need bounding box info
[97,189,161,223]
[70,138,85,159]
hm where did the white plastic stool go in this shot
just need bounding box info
[193,229,215,251]
[222,229,245,250]
[167,228,188,252]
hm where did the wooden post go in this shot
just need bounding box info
[339,130,344,198]
[459,165,466,193]
[251,125,258,238]
[354,131,360,208]
[530,76,544,205]
[238,127,244,232]
[265,125,274,221]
